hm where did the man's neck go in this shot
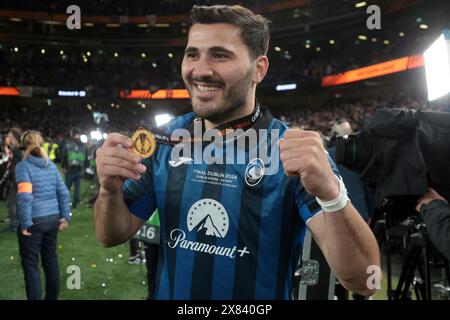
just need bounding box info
[204,101,255,131]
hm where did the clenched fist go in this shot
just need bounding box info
[280,129,339,201]
[95,133,147,194]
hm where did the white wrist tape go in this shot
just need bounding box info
[315,176,350,212]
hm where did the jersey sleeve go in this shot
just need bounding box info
[296,153,342,225]
[122,158,156,221]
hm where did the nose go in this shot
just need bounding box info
[192,56,214,79]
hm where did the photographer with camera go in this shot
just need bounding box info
[416,188,450,261]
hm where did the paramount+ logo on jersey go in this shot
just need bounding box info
[167,199,250,259]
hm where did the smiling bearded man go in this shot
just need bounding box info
[94,4,381,300]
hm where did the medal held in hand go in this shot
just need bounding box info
[131,128,157,158]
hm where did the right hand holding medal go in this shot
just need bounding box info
[96,133,147,194]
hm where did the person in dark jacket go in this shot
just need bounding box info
[61,128,88,209]
[16,130,71,300]
[0,127,22,232]
[327,119,374,221]
[416,188,450,261]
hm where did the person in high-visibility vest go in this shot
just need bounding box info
[50,143,59,162]
[43,141,59,162]
[43,142,50,154]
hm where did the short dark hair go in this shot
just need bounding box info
[8,127,22,142]
[188,5,271,59]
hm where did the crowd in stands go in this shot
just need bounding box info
[0,28,433,95]
[0,47,182,95]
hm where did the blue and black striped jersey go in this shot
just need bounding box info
[123,107,340,300]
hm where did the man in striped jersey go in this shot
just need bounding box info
[94,4,380,299]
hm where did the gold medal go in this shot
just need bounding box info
[131,128,157,158]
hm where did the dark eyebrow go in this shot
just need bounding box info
[209,47,234,56]
[184,46,235,57]
[185,47,198,55]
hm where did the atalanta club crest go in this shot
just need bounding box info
[245,158,265,187]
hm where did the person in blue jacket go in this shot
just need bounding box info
[15,130,71,300]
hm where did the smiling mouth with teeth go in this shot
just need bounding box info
[194,83,223,92]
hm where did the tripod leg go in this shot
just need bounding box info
[423,247,432,300]
[415,263,425,300]
[394,245,421,300]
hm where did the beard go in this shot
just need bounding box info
[185,66,254,123]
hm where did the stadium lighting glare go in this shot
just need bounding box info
[90,130,103,141]
[274,46,281,52]
[358,35,367,41]
[14,47,18,52]
[420,24,429,30]
[316,47,321,52]
[168,53,174,58]
[80,135,88,144]
[329,40,335,45]
[355,2,367,8]
[86,51,91,56]
[102,133,108,140]
[60,50,64,55]
[399,32,405,37]
[114,52,119,58]
[424,30,450,101]
[155,114,173,127]
[275,83,297,91]
[371,37,378,42]
[141,52,146,58]
[305,44,310,49]
[383,40,390,45]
